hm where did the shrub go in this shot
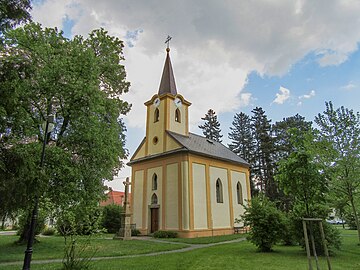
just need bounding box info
[42,227,56,236]
[153,230,178,238]
[241,196,286,252]
[17,209,46,243]
[290,206,342,255]
[101,204,123,234]
[131,229,141,236]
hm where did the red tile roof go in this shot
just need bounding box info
[100,190,131,207]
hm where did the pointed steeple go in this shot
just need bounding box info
[158,48,177,96]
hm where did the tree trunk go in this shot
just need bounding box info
[349,196,360,243]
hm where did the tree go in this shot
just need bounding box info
[241,195,286,252]
[251,107,277,200]
[0,0,31,35]
[101,204,123,233]
[314,101,360,243]
[198,109,223,142]
[228,112,253,162]
[0,23,130,241]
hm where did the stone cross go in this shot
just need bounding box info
[123,177,131,208]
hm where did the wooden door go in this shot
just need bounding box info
[150,208,159,233]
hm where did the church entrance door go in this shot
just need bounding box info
[150,208,159,233]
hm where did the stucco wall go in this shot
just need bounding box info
[133,170,144,229]
[231,171,247,226]
[168,101,187,135]
[165,163,179,229]
[182,161,189,230]
[210,166,230,228]
[192,163,208,229]
[147,101,165,155]
[147,167,162,229]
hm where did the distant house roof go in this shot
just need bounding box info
[100,190,131,207]
[128,131,249,167]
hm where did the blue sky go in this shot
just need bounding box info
[31,0,360,190]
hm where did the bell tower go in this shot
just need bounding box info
[144,48,191,156]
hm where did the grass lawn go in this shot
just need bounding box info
[1,229,359,270]
[165,233,247,244]
[0,234,188,264]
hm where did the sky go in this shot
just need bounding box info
[31,0,360,191]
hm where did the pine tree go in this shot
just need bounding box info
[228,112,253,163]
[251,107,277,200]
[198,109,223,142]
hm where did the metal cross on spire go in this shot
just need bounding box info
[165,35,172,49]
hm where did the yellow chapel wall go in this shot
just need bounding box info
[146,101,166,156]
[209,166,231,229]
[182,160,190,230]
[168,101,188,135]
[192,163,208,229]
[165,163,179,230]
[147,166,163,230]
[132,170,144,230]
[231,171,248,226]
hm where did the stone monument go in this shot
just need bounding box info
[114,177,132,240]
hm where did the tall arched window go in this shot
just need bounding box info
[154,108,159,122]
[152,173,158,190]
[175,109,181,123]
[237,182,243,205]
[151,193,158,204]
[216,178,223,203]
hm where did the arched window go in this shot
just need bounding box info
[175,109,181,123]
[216,178,223,203]
[154,108,159,122]
[152,173,158,190]
[237,182,243,205]
[151,193,158,204]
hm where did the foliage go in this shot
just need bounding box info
[250,107,277,200]
[101,204,122,234]
[42,226,56,236]
[0,23,130,241]
[153,230,178,238]
[0,0,31,35]
[241,196,286,252]
[56,205,103,236]
[16,208,46,243]
[131,229,141,236]
[198,109,223,142]
[62,235,96,270]
[314,101,360,243]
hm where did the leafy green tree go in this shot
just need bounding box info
[101,204,123,233]
[198,109,223,142]
[314,101,360,242]
[0,0,31,35]
[0,23,130,241]
[240,195,286,252]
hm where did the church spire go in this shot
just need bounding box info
[158,46,177,96]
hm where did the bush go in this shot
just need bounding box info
[56,206,103,236]
[153,230,178,238]
[42,226,56,236]
[241,196,286,252]
[290,206,341,255]
[17,209,46,243]
[131,229,141,236]
[101,204,122,234]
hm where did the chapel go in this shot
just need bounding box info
[129,47,251,238]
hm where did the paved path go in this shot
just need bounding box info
[0,236,246,267]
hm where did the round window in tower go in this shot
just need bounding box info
[153,136,159,145]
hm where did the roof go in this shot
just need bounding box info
[128,131,249,167]
[158,49,177,96]
[100,190,131,206]
[168,131,250,167]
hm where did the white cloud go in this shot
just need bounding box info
[299,90,316,99]
[31,0,360,131]
[341,82,356,90]
[238,93,252,107]
[273,86,291,105]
